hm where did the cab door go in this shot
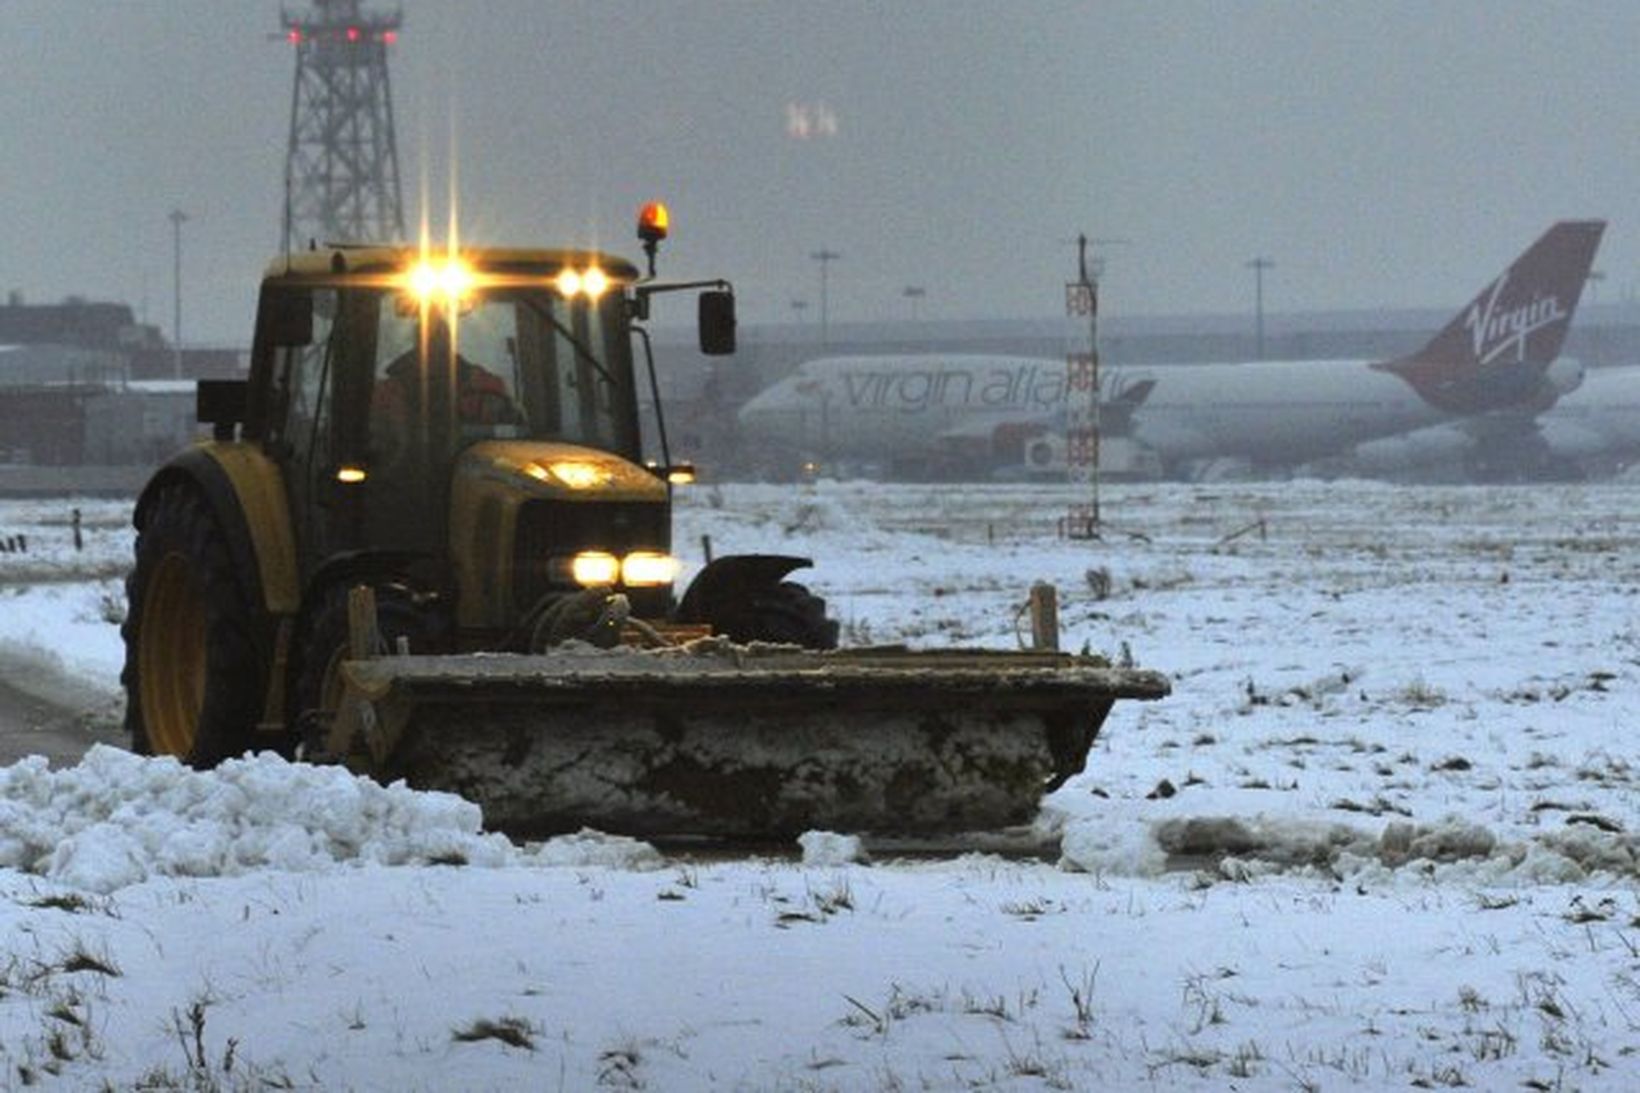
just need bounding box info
[258,284,355,572]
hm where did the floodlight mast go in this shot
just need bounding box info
[279,0,406,252]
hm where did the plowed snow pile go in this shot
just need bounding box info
[0,746,517,891]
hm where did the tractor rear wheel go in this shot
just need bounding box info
[121,484,264,766]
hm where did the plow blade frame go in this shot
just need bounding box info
[332,645,1170,839]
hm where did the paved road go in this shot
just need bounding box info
[0,671,124,768]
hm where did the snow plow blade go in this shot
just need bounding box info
[328,642,1169,839]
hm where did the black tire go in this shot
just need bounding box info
[738,580,840,649]
[288,585,446,760]
[121,483,264,766]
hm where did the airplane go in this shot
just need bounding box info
[736,220,1605,480]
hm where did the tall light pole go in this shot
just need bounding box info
[810,249,840,347]
[902,285,926,321]
[169,208,189,379]
[1246,256,1274,360]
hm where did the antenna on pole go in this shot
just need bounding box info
[1246,256,1274,360]
[169,208,188,380]
[1060,234,1128,540]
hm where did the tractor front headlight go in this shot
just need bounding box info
[551,550,678,588]
[568,551,620,587]
[620,551,678,588]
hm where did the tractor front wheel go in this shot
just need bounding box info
[289,585,445,762]
[738,580,839,649]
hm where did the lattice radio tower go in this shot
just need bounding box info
[279,1,406,251]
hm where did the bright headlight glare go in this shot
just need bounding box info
[440,261,474,297]
[621,551,678,587]
[408,264,439,298]
[582,267,609,298]
[548,460,609,490]
[570,551,620,587]
[555,268,583,297]
[406,258,474,303]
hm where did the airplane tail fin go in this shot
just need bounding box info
[1376,220,1605,412]
[1098,376,1155,433]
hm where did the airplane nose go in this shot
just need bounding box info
[736,386,780,436]
[738,375,824,443]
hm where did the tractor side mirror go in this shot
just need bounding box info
[698,290,737,356]
[197,379,248,441]
[264,290,314,347]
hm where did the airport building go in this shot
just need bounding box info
[0,296,246,492]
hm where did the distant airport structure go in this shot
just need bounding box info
[0,295,243,489]
[703,223,1624,482]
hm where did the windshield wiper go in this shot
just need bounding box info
[519,295,618,390]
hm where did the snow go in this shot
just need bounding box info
[2,480,1640,1089]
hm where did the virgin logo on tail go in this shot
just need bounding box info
[1464,274,1568,367]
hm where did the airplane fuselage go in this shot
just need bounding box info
[1115,359,1443,466]
[735,355,1066,464]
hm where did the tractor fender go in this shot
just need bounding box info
[297,550,450,633]
[134,444,300,618]
[676,554,814,624]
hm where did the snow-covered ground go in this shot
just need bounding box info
[2,480,1640,1090]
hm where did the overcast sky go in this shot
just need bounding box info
[3,2,1638,345]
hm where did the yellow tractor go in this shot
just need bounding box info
[122,208,1167,838]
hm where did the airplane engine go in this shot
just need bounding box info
[1025,434,1066,474]
[1545,357,1585,397]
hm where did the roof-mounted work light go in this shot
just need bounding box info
[404,257,475,306]
[555,266,611,300]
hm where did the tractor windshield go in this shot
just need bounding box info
[367,287,640,465]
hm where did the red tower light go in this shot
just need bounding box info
[346,26,361,42]
[287,28,302,44]
[382,30,398,44]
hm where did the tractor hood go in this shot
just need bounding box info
[457,440,668,503]
[449,440,671,630]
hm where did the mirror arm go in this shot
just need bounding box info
[633,278,733,306]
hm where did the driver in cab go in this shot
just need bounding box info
[370,313,521,468]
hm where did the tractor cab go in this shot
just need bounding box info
[204,232,738,637]
[242,248,649,571]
